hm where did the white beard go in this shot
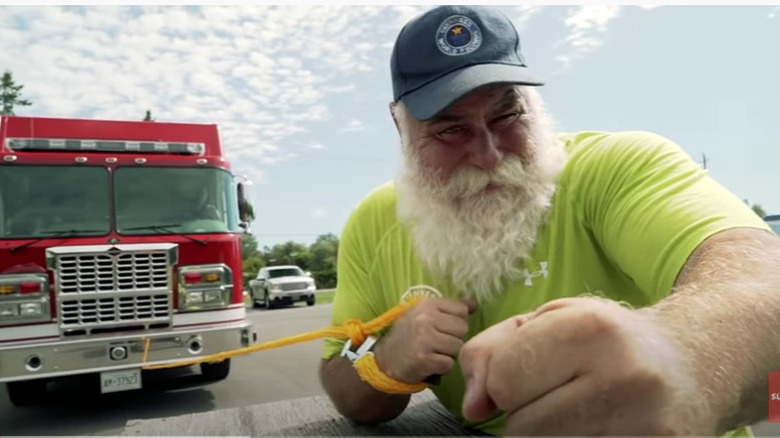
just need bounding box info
[395,101,567,304]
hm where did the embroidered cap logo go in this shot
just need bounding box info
[435,15,482,56]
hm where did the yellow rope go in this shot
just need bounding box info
[142,337,151,363]
[354,353,429,394]
[140,296,429,394]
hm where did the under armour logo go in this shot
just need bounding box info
[521,261,548,286]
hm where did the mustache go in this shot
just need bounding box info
[433,154,530,199]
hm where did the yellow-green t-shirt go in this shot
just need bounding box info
[323,131,769,436]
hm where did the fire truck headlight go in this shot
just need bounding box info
[0,303,19,316]
[186,291,204,305]
[19,302,43,316]
[203,290,222,304]
[20,302,42,315]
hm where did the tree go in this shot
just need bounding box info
[241,233,259,259]
[242,255,265,284]
[308,233,338,270]
[744,199,767,219]
[250,233,340,289]
[240,233,263,286]
[1,70,32,116]
[307,233,339,288]
[264,241,311,269]
[143,110,155,121]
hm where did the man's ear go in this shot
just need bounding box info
[389,101,401,135]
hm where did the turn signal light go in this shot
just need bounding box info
[183,272,220,285]
[203,272,221,282]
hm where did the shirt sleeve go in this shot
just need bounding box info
[321,185,392,360]
[565,131,770,303]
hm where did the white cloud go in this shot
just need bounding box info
[0,5,410,186]
[506,5,546,32]
[770,7,780,18]
[390,5,430,28]
[0,5,643,187]
[553,5,621,73]
[343,119,366,132]
[637,5,664,10]
[308,142,325,150]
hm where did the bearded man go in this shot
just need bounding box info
[319,5,780,437]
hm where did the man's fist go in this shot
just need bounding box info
[374,297,476,383]
[459,297,713,435]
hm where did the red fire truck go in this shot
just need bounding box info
[0,115,254,406]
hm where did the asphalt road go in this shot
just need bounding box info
[1,303,778,436]
[0,303,331,436]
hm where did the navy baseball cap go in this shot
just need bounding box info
[391,5,544,121]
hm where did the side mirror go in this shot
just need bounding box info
[305,271,312,277]
[236,181,254,233]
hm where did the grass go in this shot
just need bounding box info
[243,288,335,307]
[315,289,336,304]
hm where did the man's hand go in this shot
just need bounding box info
[460,297,714,435]
[374,297,476,384]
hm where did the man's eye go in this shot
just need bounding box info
[438,125,462,136]
[493,112,520,124]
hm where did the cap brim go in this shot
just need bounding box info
[400,64,544,121]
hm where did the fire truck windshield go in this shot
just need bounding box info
[0,165,111,238]
[115,166,239,235]
[0,165,239,240]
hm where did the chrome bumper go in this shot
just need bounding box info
[269,290,315,300]
[0,321,253,383]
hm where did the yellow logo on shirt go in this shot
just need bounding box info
[400,284,443,303]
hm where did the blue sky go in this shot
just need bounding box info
[1,5,778,249]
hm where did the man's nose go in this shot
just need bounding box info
[465,129,502,171]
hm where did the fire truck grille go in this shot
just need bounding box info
[53,248,174,336]
[58,252,170,293]
[60,294,171,326]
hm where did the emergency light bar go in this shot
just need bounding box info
[6,138,205,155]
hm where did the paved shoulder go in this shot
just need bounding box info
[122,390,484,436]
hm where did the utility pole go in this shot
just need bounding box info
[701,152,708,169]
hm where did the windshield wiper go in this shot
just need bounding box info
[121,224,207,246]
[10,228,107,253]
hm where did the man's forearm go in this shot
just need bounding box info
[319,356,411,424]
[646,227,780,433]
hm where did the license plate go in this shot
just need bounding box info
[100,368,142,394]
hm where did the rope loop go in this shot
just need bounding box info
[141,296,432,394]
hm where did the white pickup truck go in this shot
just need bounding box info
[248,265,316,309]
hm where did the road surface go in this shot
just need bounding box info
[0,304,330,436]
[1,303,778,436]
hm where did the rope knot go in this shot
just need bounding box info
[344,318,368,347]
